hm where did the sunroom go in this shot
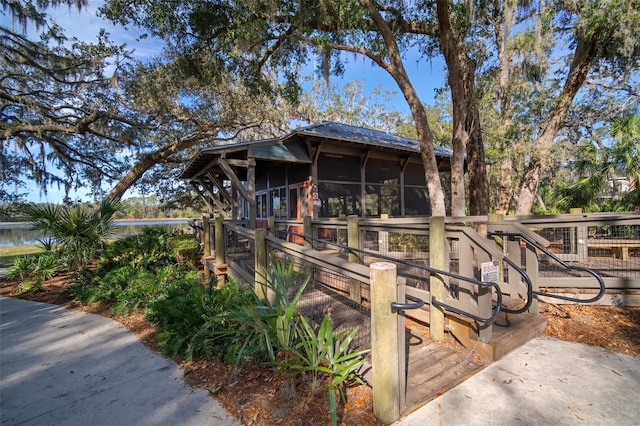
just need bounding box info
[179,121,452,229]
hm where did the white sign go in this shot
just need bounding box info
[481,261,499,283]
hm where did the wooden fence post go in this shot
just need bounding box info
[429,216,446,342]
[303,215,312,249]
[570,208,588,262]
[254,228,273,303]
[215,215,225,284]
[267,216,276,238]
[203,214,211,279]
[347,215,362,303]
[371,262,401,424]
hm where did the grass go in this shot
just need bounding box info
[0,245,44,267]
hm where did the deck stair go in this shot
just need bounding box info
[402,320,487,414]
[439,297,547,361]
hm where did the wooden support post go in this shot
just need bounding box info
[526,240,539,314]
[347,215,361,303]
[303,215,312,249]
[569,208,588,262]
[247,160,256,230]
[254,228,273,303]
[371,262,401,424]
[380,214,389,254]
[203,214,211,279]
[429,216,446,342]
[203,215,211,257]
[215,216,225,284]
[488,213,505,280]
[267,216,276,237]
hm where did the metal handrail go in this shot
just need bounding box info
[488,231,606,304]
[391,294,425,313]
[446,226,534,315]
[268,226,503,324]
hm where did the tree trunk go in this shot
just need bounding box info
[436,0,489,217]
[361,0,446,216]
[516,37,597,215]
[108,135,203,200]
[467,104,489,215]
[497,155,513,211]
[495,0,517,212]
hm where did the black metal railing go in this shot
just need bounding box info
[488,231,606,304]
[269,227,503,325]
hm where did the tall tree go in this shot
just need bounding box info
[0,22,135,201]
[1,1,294,204]
[435,0,489,216]
[515,0,640,215]
[297,79,405,133]
[101,0,460,216]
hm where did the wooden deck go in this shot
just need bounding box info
[402,320,487,415]
[295,281,490,415]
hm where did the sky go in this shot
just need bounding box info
[1,1,448,203]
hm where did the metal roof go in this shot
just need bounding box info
[180,121,452,179]
[293,121,453,157]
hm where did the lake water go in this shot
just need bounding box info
[0,219,192,247]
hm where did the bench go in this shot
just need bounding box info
[587,239,640,260]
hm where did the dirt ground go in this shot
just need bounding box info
[1,274,639,425]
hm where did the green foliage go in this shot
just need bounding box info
[22,199,120,270]
[7,252,61,294]
[283,315,369,426]
[1,19,136,201]
[146,254,368,426]
[62,224,368,424]
[70,225,201,316]
[543,112,640,213]
[221,259,309,366]
[147,278,255,362]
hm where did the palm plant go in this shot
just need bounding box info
[610,113,640,209]
[7,252,60,294]
[552,112,640,212]
[288,315,369,426]
[22,198,121,269]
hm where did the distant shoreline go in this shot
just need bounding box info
[0,218,193,227]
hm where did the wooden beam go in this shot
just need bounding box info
[207,171,236,206]
[218,158,254,203]
[191,157,218,180]
[190,181,216,212]
[310,142,322,218]
[224,159,253,167]
[400,156,410,216]
[361,150,370,217]
[196,178,227,212]
[247,159,256,229]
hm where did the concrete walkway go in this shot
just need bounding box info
[395,336,640,426]
[0,297,240,426]
[2,296,639,426]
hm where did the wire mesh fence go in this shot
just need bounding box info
[360,228,431,292]
[269,249,371,355]
[224,226,255,276]
[530,223,640,278]
[314,223,348,249]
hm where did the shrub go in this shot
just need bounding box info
[146,277,255,361]
[22,198,120,270]
[7,252,60,294]
[70,226,202,316]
